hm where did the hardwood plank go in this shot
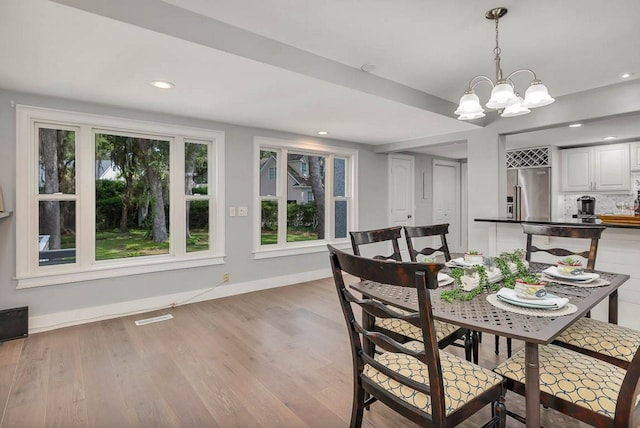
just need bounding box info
[144,353,219,427]
[45,327,88,428]
[76,322,135,428]
[99,318,181,428]
[158,305,265,427]
[0,339,23,423]
[2,334,50,427]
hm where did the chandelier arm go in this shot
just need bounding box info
[504,68,538,83]
[467,75,495,92]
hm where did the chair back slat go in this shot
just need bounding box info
[404,224,452,262]
[328,244,448,422]
[522,223,606,270]
[349,226,403,261]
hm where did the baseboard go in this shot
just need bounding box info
[29,268,331,334]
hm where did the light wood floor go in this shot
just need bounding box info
[0,278,592,427]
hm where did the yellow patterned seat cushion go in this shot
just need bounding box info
[363,348,503,415]
[494,344,629,419]
[376,312,462,342]
[555,318,640,363]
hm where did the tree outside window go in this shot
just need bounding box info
[16,106,225,288]
[256,138,354,251]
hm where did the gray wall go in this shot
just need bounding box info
[0,89,387,321]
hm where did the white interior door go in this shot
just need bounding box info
[388,154,415,228]
[433,159,461,252]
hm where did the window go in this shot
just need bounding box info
[268,167,276,181]
[16,106,225,288]
[255,137,356,258]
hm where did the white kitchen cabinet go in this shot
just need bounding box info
[631,142,640,171]
[594,143,630,191]
[561,143,630,192]
[561,147,592,192]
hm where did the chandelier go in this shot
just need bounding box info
[454,7,554,120]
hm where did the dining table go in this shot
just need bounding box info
[349,261,630,428]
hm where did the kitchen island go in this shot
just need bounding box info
[475,217,640,330]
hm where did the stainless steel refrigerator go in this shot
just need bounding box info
[506,167,551,220]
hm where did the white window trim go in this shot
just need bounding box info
[16,105,226,288]
[253,136,357,259]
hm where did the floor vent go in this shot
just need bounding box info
[135,314,173,326]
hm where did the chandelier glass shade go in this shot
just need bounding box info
[455,7,554,120]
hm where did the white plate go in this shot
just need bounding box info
[438,273,454,287]
[496,288,569,309]
[542,266,599,282]
[448,257,483,268]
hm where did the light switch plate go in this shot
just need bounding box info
[229,206,236,217]
[238,206,248,217]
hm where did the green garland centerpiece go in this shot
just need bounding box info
[440,249,529,302]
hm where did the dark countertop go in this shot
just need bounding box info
[474,217,640,229]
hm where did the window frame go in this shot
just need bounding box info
[253,136,357,259]
[16,105,226,288]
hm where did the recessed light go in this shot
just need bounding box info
[317,131,329,135]
[568,123,583,128]
[621,72,634,79]
[603,136,617,140]
[151,80,174,89]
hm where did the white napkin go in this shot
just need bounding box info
[496,287,569,309]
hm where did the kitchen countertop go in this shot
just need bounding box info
[475,217,640,229]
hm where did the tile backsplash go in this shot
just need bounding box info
[561,173,640,217]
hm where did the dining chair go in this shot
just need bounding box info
[522,223,605,270]
[404,224,479,361]
[349,226,403,261]
[403,224,452,263]
[350,227,474,363]
[520,222,638,366]
[494,343,640,427]
[328,245,506,428]
[495,223,608,358]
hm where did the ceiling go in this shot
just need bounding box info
[1,0,639,156]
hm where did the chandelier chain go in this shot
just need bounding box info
[493,14,503,82]
[494,16,501,56]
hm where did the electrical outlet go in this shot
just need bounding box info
[223,272,230,282]
[238,206,248,217]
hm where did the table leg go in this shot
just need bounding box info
[609,289,618,324]
[524,342,540,428]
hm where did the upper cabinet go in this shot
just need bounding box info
[561,143,630,192]
[631,142,640,171]
[561,147,593,192]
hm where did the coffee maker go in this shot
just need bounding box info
[577,195,596,218]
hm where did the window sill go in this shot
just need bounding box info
[253,240,351,259]
[15,255,225,289]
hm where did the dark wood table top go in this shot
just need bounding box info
[350,262,629,345]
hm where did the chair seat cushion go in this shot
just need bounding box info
[494,344,627,419]
[555,317,640,363]
[363,348,503,415]
[376,316,462,342]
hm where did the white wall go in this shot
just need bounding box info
[0,89,388,331]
